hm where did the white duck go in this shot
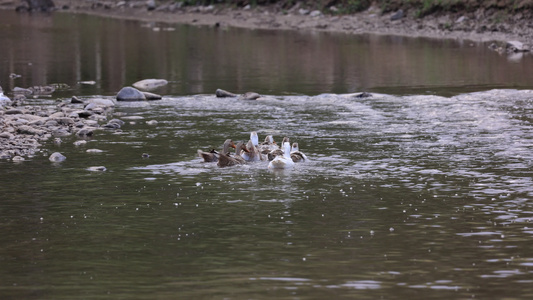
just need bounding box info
[268,141,295,169]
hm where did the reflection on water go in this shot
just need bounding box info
[1,9,533,300]
[1,10,533,97]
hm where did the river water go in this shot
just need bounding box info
[1,10,533,300]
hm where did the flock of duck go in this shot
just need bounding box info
[197,132,308,169]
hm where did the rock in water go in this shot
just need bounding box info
[12,156,25,162]
[354,92,372,98]
[506,41,528,52]
[71,96,84,104]
[86,98,116,108]
[239,92,261,100]
[142,91,162,100]
[87,166,106,172]
[116,87,147,101]
[215,89,238,98]
[49,152,66,162]
[132,79,168,91]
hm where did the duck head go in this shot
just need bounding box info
[222,139,236,154]
[291,142,299,152]
[264,135,274,144]
[235,141,249,154]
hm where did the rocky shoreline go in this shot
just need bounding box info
[0,78,168,162]
[4,0,533,48]
[0,89,122,161]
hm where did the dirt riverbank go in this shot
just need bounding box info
[2,0,533,49]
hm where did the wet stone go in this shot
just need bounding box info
[84,103,97,110]
[52,129,71,137]
[142,91,162,100]
[0,132,14,139]
[215,89,238,98]
[77,110,93,118]
[76,128,94,137]
[12,156,25,162]
[17,125,45,136]
[132,79,168,91]
[49,152,66,162]
[354,92,373,98]
[87,166,107,172]
[44,120,59,127]
[91,107,105,114]
[15,119,29,125]
[239,92,261,100]
[86,149,104,153]
[103,122,121,129]
[49,111,64,118]
[73,140,87,146]
[87,98,115,108]
[116,87,146,101]
[13,87,32,95]
[71,96,84,104]
[0,152,12,159]
[56,117,75,126]
[5,109,24,115]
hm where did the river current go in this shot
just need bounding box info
[1,9,533,300]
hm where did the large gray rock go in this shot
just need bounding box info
[116,87,146,101]
[215,89,238,98]
[132,79,168,91]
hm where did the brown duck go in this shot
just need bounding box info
[197,139,235,162]
[217,141,249,167]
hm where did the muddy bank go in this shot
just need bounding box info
[3,0,533,48]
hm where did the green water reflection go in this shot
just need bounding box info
[1,10,533,97]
